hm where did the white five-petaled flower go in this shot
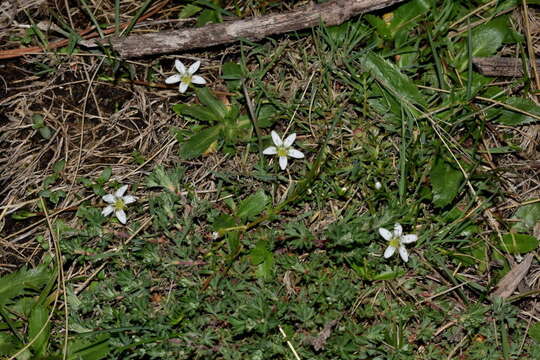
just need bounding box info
[379,223,417,262]
[165,59,206,93]
[101,185,137,225]
[263,131,304,170]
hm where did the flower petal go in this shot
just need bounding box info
[179,81,189,93]
[283,133,296,147]
[402,234,417,244]
[384,245,396,259]
[271,131,282,146]
[379,227,393,241]
[263,146,277,155]
[115,185,128,198]
[287,148,304,159]
[102,194,116,204]
[399,246,409,262]
[188,60,200,74]
[191,75,206,85]
[175,59,186,74]
[279,156,288,170]
[123,195,137,205]
[116,209,127,224]
[102,205,114,217]
[165,74,181,84]
[394,223,403,237]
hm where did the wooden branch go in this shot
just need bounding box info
[110,0,405,58]
[473,56,540,77]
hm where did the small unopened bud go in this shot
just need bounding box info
[375,181,382,190]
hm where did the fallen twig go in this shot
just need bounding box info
[473,56,538,77]
[110,0,405,58]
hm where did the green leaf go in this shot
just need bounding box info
[179,4,202,18]
[38,126,52,139]
[28,304,50,356]
[361,51,426,107]
[222,62,243,90]
[32,114,44,127]
[52,160,66,173]
[146,166,184,193]
[493,97,540,126]
[512,203,540,232]
[196,9,220,27]
[213,213,236,232]
[97,167,112,184]
[457,16,510,71]
[68,335,110,360]
[529,322,540,343]
[499,233,539,254]
[472,16,509,57]
[172,104,220,123]
[249,240,274,281]
[0,265,52,306]
[257,105,278,128]
[430,156,463,208]
[236,190,268,220]
[388,0,431,40]
[0,333,20,356]
[11,210,38,220]
[177,126,221,160]
[196,88,227,119]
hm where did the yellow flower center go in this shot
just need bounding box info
[277,146,288,157]
[114,198,125,211]
[181,75,192,84]
[389,237,400,248]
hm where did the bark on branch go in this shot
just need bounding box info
[473,56,540,77]
[110,0,405,58]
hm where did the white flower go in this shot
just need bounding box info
[375,181,382,190]
[165,59,206,93]
[379,223,417,262]
[262,131,304,170]
[101,185,137,224]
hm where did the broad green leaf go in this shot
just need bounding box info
[529,322,540,343]
[389,0,431,43]
[365,14,391,39]
[512,203,540,232]
[361,51,426,107]
[0,265,52,306]
[257,105,278,128]
[500,233,539,254]
[179,4,202,18]
[196,88,227,120]
[493,97,540,126]
[28,304,50,356]
[430,156,463,208]
[172,103,220,123]
[38,126,52,139]
[212,213,236,231]
[0,333,19,356]
[457,16,510,71]
[196,9,220,27]
[249,240,274,281]
[97,167,112,184]
[222,61,244,90]
[68,335,110,360]
[236,190,268,220]
[52,160,66,173]
[177,126,220,160]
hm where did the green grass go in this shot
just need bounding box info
[2,0,540,358]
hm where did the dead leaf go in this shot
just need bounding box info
[492,253,533,298]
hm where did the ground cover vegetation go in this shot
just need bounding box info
[1,0,540,358]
